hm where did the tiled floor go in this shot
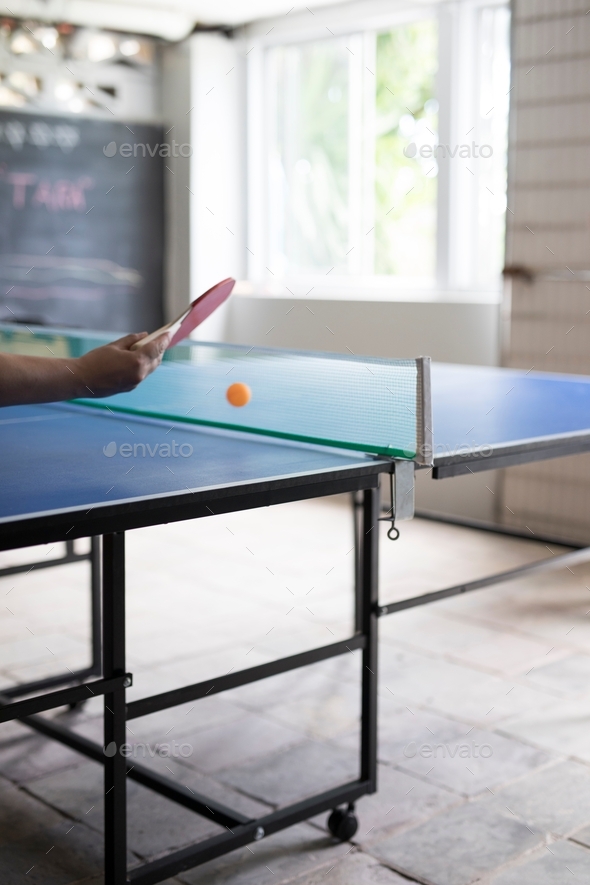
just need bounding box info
[2,496,590,884]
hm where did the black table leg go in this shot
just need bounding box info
[91,536,102,676]
[103,532,127,884]
[352,492,363,633]
[360,487,379,791]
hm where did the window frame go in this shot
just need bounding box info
[244,0,509,302]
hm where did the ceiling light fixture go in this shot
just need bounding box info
[55,81,76,101]
[8,71,39,96]
[0,85,26,106]
[120,38,140,57]
[35,27,59,50]
[10,30,37,55]
[87,33,117,62]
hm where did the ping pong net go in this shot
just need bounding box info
[0,324,433,463]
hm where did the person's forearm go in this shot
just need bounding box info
[0,353,86,406]
[0,331,169,407]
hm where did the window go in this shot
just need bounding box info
[267,38,351,276]
[248,1,510,298]
[374,21,438,279]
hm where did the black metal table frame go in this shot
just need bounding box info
[0,466,384,885]
[0,538,102,701]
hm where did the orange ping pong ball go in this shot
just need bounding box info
[226,382,251,407]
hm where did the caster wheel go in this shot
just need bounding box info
[327,804,358,841]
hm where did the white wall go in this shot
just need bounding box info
[161,40,192,324]
[223,295,500,364]
[501,1,590,544]
[188,33,246,340]
[161,32,246,329]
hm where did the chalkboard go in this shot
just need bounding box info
[0,112,164,333]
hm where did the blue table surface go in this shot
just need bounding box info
[2,362,590,522]
[0,403,378,521]
[431,363,590,460]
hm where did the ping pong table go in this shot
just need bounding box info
[2,325,590,885]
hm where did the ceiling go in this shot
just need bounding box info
[0,0,350,41]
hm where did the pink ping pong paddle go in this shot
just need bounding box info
[131,277,235,351]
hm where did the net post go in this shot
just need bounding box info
[415,356,433,466]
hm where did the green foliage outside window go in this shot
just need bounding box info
[375,21,438,278]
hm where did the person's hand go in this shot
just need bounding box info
[75,331,170,398]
